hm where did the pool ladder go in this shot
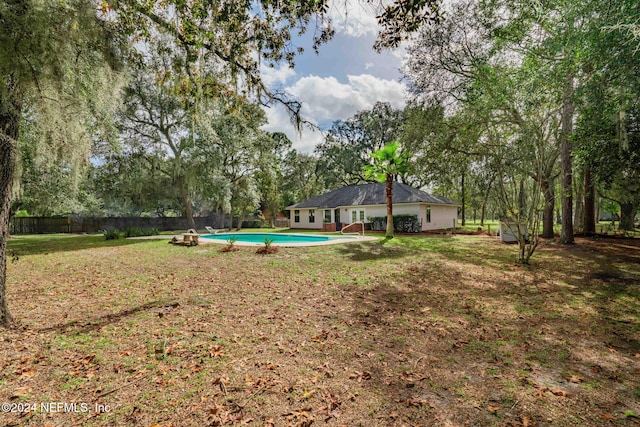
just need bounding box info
[341,221,365,237]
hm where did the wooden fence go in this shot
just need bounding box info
[9,214,230,235]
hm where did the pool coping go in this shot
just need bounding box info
[199,232,378,247]
[130,233,378,247]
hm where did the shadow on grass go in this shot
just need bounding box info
[336,234,458,262]
[7,234,160,257]
[334,237,640,424]
[39,300,178,335]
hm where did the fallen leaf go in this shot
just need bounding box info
[550,388,568,397]
[348,371,371,382]
[20,367,36,378]
[11,386,32,398]
[600,413,615,420]
[568,375,582,383]
[406,397,428,407]
[487,405,500,413]
[521,415,532,426]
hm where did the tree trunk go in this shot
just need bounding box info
[480,176,494,227]
[385,174,394,238]
[0,99,21,328]
[176,175,196,230]
[560,77,575,244]
[236,213,244,231]
[518,178,526,222]
[573,166,584,231]
[460,170,466,226]
[619,202,637,231]
[540,178,555,238]
[583,165,596,235]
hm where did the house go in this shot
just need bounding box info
[286,182,459,231]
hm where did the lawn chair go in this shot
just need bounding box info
[205,226,226,234]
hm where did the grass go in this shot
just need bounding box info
[1,233,640,426]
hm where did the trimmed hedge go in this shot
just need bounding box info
[366,214,421,233]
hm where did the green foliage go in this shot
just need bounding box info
[363,141,411,183]
[315,102,406,190]
[367,215,421,233]
[374,0,441,50]
[263,237,275,249]
[280,151,325,207]
[363,141,411,238]
[219,236,240,253]
[123,227,159,238]
[255,237,278,254]
[103,229,121,240]
[109,0,335,117]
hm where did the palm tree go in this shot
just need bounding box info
[363,141,411,238]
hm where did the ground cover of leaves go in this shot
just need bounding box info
[1,234,639,427]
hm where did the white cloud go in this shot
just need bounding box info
[327,1,379,38]
[260,63,296,87]
[287,74,406,122]
[261,104,325,153]
[262,73,407,153]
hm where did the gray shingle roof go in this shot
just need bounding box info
[288,183,459,209]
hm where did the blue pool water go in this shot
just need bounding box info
[202,232,352,245]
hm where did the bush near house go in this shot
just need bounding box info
[367,214,421,233]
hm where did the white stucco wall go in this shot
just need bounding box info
[289,208,323,229]
[289,203,458,231]
[424,205,458,230]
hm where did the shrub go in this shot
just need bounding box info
[256,237,278,254]
[366,214,421,233]
[123,227,159,238]
[103,229,121,240]
[393,214,421,233]
[219,237,240,253]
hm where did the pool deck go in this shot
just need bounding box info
[130,234,378,247]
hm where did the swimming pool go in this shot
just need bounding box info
[201,232,364,246]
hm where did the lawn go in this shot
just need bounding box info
[1,233,639,426]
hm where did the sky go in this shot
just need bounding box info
[259,3,409,153]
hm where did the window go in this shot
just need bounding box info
[351,209,365,223]
[426,206,431,223]
[324,210,332,223]
[309,209,315,223]
[294,210,300,223]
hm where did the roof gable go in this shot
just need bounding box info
[289,183,458,209]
